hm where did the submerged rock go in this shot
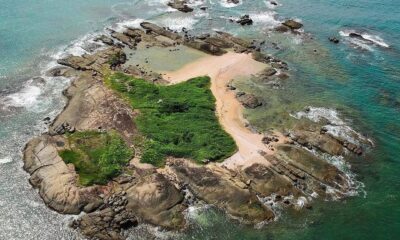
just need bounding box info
[236,92,262,109]
[329,36,340,44]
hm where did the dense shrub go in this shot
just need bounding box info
[106,72,237,166]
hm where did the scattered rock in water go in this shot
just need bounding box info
[275,25,291,33]
[329,36,340,44]
[269,1,278,6]
[167,0,193,13]
[236,92,262,109]
[282,19,303,30]
[259,67,278,79]
[237,15,253,26]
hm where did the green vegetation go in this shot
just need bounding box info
[59,131,133,186]
[106,72,237,167]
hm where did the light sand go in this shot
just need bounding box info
[163,52,285,170]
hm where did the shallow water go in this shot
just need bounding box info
[0,0,399,239]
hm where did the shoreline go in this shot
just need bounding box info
[19,13,372,240]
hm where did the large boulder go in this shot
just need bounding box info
[282,20,303,30]
[236,92,262,109]
[140,22,182,41]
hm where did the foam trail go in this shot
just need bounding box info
[0,157,12,164]
[339,29,390,50]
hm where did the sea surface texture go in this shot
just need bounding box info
[0,0,399,239]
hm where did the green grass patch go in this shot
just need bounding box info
[59,130,133,186]
[106,72,237,167]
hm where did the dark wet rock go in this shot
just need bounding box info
[95,35,115,46]
[57,55,96,71]
[276,145,350,194]
[237,15,253,26]
[216,31,252,49]
[140,22,182,41]
[50,122,76,135]
[111,32,136,48]
[275,25,290,33]
[290,129,345,156]
[73,207,138,240]
[262,135,279,144]
[184,40,227,56]
[259,67,277,79]
[57,47,123,72]
[123,29,143,45]
[43,117,51,122]
[242,163,298,197]
[196,33,211,40]
[46,66,75,78]
[168,0,193,13]
[226,83,236,90]
[329,36,340,44]
[227,0,240,4]
[108,52,127,69]
[203,36,235,48]
[236,93,262,109]
[282,20,303,30]
[169,160,275,224]
[342,141,363,155]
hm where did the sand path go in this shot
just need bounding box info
[163,52,281,169]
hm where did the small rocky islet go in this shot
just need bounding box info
[22,3,373,240]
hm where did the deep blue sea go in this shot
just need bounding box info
[0,0,399,239]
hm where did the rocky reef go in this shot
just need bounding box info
[22,21,372,240]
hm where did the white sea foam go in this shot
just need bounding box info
[339,29,390,50]
[220,0,243,8]
[291,106,371,145]
[2,84,42,109]
[114,18,145,32]
[158,15,199,31]
[265,0,280,9]
[251,11,280,27]
[0,157,12,164]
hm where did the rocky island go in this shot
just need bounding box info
[22,5,373,240]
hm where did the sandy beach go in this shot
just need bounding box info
[163,52,285,170]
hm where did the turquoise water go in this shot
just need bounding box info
[1,0,399,239]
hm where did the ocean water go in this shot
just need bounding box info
[0,0,399,239]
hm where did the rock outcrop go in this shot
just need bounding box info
[23,135,104,214]
[167,0,193,13]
